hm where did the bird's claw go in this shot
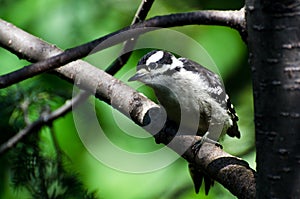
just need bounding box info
[191,132,223,158]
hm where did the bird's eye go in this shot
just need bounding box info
[148,62,157,70]
[174,66,181,72]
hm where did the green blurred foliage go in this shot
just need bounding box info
[0,0,253,199]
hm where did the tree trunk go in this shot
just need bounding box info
[246,0,300,198]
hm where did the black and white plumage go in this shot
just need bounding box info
[129,50,240,194]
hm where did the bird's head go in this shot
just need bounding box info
[128,50,183,85]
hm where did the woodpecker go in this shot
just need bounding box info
[128,50,240,195]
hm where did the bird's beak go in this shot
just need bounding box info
[128,73,144,82]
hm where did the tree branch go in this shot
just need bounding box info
[0,7,246,88]
[168,136,256,199]
[106,0,155,75]
[0,0,155,152]
[0,18,254,197]
[0,91,89,154]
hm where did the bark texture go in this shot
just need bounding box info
[246,1,300,198]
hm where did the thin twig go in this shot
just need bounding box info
[0,91,90,155]
[49,125,63,165]
[105,0,155,75]
[0,7,245,88]
[132,0,155,24]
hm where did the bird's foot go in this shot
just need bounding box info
[191,132,223,157]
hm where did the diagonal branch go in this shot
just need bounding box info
[168,136,255,198]
[0,7,246,88]
[106,0,155,75]
[0,0,155,153]
[0,91,89,154]
[0,17,254,198]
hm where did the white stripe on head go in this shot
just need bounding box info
[146,51,164,65]
[170,56,184,69]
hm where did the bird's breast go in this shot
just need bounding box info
[153,85,209,135]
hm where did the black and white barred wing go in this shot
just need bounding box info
[179,58,240,138]
[178,58,226,105]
